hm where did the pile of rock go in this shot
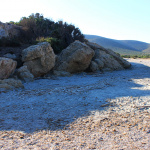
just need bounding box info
[0,41,131,91]
[86,42,131,71]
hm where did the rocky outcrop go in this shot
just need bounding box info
[0,57,17,79]
[54,41,95,73]
[0,22,21,39]
[0,78,24,90]
[86,42,131,71]
[0,39,132,92]
[22,42,55,77]
[91,49,124,71]
[16,66,34,82]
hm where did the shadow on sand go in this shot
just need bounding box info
[0,60,150,133]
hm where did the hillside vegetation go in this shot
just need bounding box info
[0,13,86,54]
[1,15,150,58]
[85,34,150,56]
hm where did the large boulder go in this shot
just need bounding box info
[54,41,95,73]
[86,42,131,71]
[22,42,55,77]
[0,57,17,79]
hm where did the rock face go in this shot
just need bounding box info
[16,66,34,82]
[54,41,95,73]
[22,42,55,77]
[0,22,21,39]
[0,57,17,79]
[0,78,24,90]
[91,49,124,71]
[86,42,131,71]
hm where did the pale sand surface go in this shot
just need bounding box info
[0,58,150,149]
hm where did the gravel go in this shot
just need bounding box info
[0,58,150,149]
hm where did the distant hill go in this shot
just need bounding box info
[85,34,150,55]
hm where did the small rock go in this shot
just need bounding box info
[98,137,103,141]
[0,57,17,79]
[0,78,24,90]
[3,53,17,59]
[146,130,150,133]
[16,66,34,82]
[90,61,99,72]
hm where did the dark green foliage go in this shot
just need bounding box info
[18,13,54,39]
[15,13,85,53]
[121,54,150,58]
[0,37,21,47]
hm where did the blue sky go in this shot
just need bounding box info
[0,0,150,43]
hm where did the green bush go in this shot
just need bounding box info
[15,13,85,53]
[121,54,150,58]
[36,37,61,54]
[121,55,131,58]
[2,13,86,53]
